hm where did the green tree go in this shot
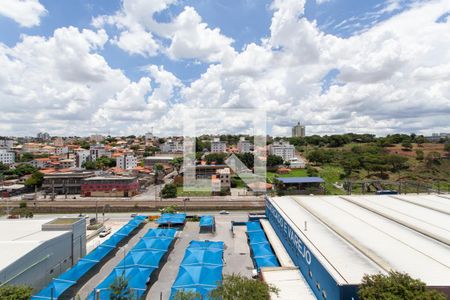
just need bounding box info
[82,160,97,170]
[358,271,446,300]
[171,157,184,170]
[25,171,44,187]
[173,290,202,300]
[205,153,228,165]
[235,152,254,169]
[426,151,441,167]
[266,155,283,168]
[0,285,32,300]
[444,143,450,156]
[209,274,279,300]
[160,183,177,199]
[19,153,34,162]
[160,204,177,214]
[109,273,134,300]
[13,164,37,177]
[415,149,424,161]
[401,141,413,151]
[385,154,409,172]
[0,162,10,171]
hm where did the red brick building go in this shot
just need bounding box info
[81,176,139,197]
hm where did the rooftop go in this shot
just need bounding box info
[0,219,69,271]
[268,194,450,286]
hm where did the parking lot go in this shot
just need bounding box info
[75,212,254,300]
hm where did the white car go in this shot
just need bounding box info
[219,210,230,215]
[99,227,111,237]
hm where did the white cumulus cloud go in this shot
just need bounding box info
[0,0,47,27]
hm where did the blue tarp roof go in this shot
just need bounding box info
[251,242,276,258]
[199,215,215,227]
[189,240,224,250]
[133,237,174,251]
[181,249,223,266]
[276,177,324,184]
[117,250,166,269]
[144,228,177,238]
[88,227,174,299]
[31,279,76,299]
[247,231,269,244]
[246,221,262,232]
[171,265,222,299]
[32,216,146,300]
[87,267,155,300]
[156,213,187,225]
[254,255,280,269]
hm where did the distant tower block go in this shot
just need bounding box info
[292,122,306,137]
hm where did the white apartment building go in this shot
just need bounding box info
[90,135,104,143]
[59,159,75,169]
[269,141,295,161]
[55,146,69,155]
[89,145,111,161]
[0,139,14,150]
[237,137,252,153]
[75,149,90,168]
[116,154,137,170]
[161,139,183,153]
[211,138,226,153]
[217,168,231,190]
[0,149,15,165]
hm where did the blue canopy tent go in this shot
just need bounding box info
[170,265,222,299]
[117,250,166,269]
[57,259,98,283]
[133,237,174,252]
[251,242,276,258]
[31,279,76,300]
[181,249,223,266]
[143,228,177,238]
[32,216,146,300]
[189,240,224,250]
[247,231,269,244]
[156,213,187,225]
[199,215,215,233]
[254,255,280,269]
[246,221,262,232]
[87,267,155,300]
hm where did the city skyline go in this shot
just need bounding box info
[0,0,449,136]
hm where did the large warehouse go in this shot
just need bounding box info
[0,218,86,291]
[265,194,450,300]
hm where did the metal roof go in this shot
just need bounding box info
[268,195,450,286]
[276,177,324,184]
[261,267,316,300]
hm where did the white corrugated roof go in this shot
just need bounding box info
[269,194,450,286]
[261,267,316,300]
[0,219,68,271]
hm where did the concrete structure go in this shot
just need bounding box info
[211,138,226,153]
[217,167,231,190]
[42,170,95,195]
[30,158,51,169]
[292,122,306,137]
[116,153,137,170]
[0,218,86,291]
[237,137,252,153]
[161,139,183,153]
[144,156,174,167]
[0,139,14,150]
[59,159,75,169]
[81,176,139,197]
[265,195,450,299]
[270,141,295,161]
[54,146,69,155]
[89,144,111,160]
[75,149,90,168]
[0,148,15,165]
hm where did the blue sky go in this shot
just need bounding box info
[0,0,449,136]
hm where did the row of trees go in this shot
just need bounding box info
[82,156,116,170]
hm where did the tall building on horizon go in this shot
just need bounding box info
[292,122,306,137]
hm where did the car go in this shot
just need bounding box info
[78,214,89,219]
[130,213,137,218]
[219,210,230,215]
[99,227,111,237]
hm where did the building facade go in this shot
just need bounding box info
[116,153,137,170]
[75,149,90,168]
[292,122,306,137]
[211,138,226,153]
[237,137,252,153]
[89,144,111,160]
[81,176,139,197]
[161,139,183,153]
[0,139,14,150]
[42,171,95,195]
[0,149,15,165]
[270,141,295,161]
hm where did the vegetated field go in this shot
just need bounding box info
[386,143,446,157]
[317,165,345,195]
[176,186,211,197]
[266,168,308,183]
